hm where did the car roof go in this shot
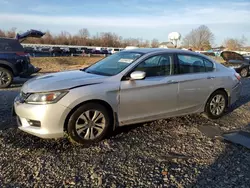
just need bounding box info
[124,48,198,55]
[125,48,214,60]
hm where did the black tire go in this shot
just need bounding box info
[204,90,228,119]
[67,103,111,145]
[240,68,248,78]
[0,67,13,89]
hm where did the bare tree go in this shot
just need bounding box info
[140,40,150,47]
[43,31,54,44]
[78,28,89,39]
[0,29,5,37]
[6,27,17,38]
[151,39,159,48]
[182,25,214,50]
[78,28,90,45]
[224,35,247,51]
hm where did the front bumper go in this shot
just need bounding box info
[13,97,71,139]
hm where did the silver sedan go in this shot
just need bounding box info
[13,48,242,144]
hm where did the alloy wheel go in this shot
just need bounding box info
[75,110,106,140]
[209,94,226,116]
[0,71,10,86]
[240,68,248,78]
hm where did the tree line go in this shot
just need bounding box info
[182,25,248,51]
[0,26,247,50]
[0,28,159,48]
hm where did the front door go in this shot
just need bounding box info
[118,53,179,125]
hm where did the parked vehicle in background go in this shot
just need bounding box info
[111,48,121,54]
[23,47,35,54]
[50,47,64,56]
[13,48,241,144]
[221,51,250,77]
[0,29,44,88]
[81,47,92,54]
[125,46,139,50]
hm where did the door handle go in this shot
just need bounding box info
[167,80,178,84]
[207,76,215,79]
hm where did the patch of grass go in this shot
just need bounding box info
[30,56,104,73]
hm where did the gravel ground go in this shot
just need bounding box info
[0,76,250,187]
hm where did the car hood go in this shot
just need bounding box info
[16,29,45,40]
[21,70,107,93]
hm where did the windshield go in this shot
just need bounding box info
[85,52,143,76]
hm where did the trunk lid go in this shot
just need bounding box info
[16,29,45,41]
[221,51,245,63]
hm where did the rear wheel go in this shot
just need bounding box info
[240,68,248,78]
[0,67,13,88]
[67,103,111,144]
[204,90,228,119]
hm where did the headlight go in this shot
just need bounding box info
[25,90,68,104]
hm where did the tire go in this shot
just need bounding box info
[204,90,228,119]
[0,67,13,89]
[67,103,111,145]
[240,68,248,78]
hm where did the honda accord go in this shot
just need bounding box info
[13,48,242,144]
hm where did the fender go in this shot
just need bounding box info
[0,60,18,76]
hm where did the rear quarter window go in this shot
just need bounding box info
[204,59,214,71]
[0,38,24,52]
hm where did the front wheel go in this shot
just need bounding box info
[67,103,111,144]
[0,67,13,88]
[204,91,228,119]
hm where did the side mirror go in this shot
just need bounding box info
[130,71,146,80]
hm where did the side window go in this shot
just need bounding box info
[204,59,214,72]
[177,54,206,74]
[134,54,174,77]
[0,42,12,51]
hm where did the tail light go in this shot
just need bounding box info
[16,52,28,56]
[234,73,241,81]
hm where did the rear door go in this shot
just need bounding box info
[175,53,215,114]
[118,53,179,125]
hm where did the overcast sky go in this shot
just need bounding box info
[0,0,249,46]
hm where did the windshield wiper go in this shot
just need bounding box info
[85,70,112,76]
